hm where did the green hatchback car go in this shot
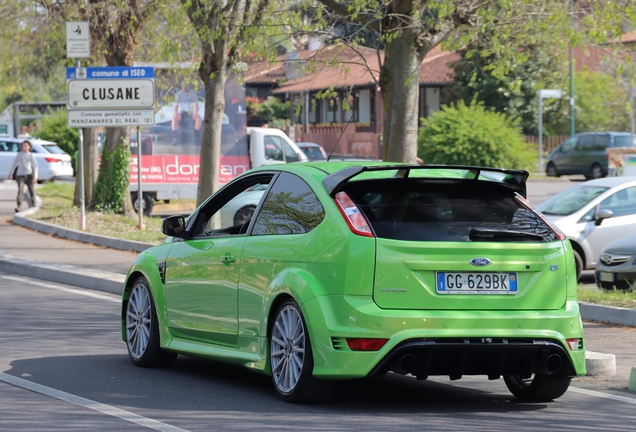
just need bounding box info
[121,162,586,403]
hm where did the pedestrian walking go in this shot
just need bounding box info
[7,140,38,212]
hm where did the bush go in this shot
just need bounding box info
[418,100,535,171]
[35,110,78,155]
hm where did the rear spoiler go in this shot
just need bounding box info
[322,164,529,198]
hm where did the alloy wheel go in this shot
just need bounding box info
[271,304,306,393]
[126,282,152,359]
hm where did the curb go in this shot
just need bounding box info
[13,211,154,254]
[0,253,123,295]
[579,302,636,327]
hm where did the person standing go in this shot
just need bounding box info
[7,140,38,212]
[171,83,201,145]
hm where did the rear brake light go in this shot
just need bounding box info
[346,338,388,351]
[515,194,566,240]
[44,157,61,163]
[334,192,374,237]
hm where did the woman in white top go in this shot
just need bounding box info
[7,140,38,212]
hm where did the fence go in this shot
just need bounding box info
[525,135,568,155]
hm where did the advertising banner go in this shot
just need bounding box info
[129,155,251,185]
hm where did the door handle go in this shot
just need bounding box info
[220,253,236,264]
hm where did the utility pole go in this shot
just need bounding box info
[569,0,575,136]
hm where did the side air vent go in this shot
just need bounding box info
[158,261,166,284]
[331,337,348,350]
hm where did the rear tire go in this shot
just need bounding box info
[131,192,154,216]
[504,374,571,401]
[586,163,604,179]
[546,162,560,177]
[125,276,177,368]
[573,249,583,282]
[269,298,335,403]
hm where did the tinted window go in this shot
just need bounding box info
[559,137,577,152]
[264,136,284,161]
[592,135,610,150]
[252,172,325,235]
[614,136,636,147]
[41,144,67,154]
[576,135,595,150]
[283,141,299,162]
[0,141,18,152]
[346,180,558,242]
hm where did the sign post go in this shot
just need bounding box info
[538,89,563,175]
[66,66,155,229]
[66,21,90,230]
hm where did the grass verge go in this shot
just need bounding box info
[30,182,168,244]
[577,285,636,309]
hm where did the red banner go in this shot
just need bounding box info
[129,155,251,184]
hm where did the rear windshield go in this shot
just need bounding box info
[345,179,558,242]
[40,144,67,154]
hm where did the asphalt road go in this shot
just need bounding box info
[1,273,635,431]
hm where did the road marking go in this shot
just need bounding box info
[0,373,189,432]
[570,386,636,404]
[0,274,119,303]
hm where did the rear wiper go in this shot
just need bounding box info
[469,228,545,242]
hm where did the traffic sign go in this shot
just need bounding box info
[68,109,155,128]
[67,79,155,109]
[66,66,155,80]
[66,22,90,58]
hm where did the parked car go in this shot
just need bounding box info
[536,177,636,280]
[595,232,636,291]
[296,142,327,160]
[121,162,585,403]
[0,137,74,182]
[545,132,636,179]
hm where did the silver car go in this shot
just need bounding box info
[595,233,636,291]
[536,177,636,280]
[0,137,74,182]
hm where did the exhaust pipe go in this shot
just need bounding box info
[393,354,417,374]
[534,354,562,375]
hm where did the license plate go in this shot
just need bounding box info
[599,272,614,282]
[437,272,518,294]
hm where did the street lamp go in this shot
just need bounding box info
[538,89,563,175]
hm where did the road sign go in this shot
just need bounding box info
[67,109,155,128]
[66,66,155,80]
[66,22,90,58]
[538,89,563,99]
[67,79,155,109]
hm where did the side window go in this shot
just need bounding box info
[576,135,595,150]
[189,176,273,238]
[283,141,299,162]
[264,136,284,161]
[614,136,636,148]
[0,142,8,152]
[593,135,610,150]
[598,187,636,217]
[559,137,577,152]
[252,172,325,235]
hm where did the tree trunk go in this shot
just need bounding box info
[73,127,99,207]
[381,28,426,163]
[197,69,228,205]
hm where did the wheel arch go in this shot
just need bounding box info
[568,240,586,270]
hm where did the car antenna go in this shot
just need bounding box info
[327,112,355,162]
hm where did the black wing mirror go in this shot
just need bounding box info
[162,215,186,238]
[595,208,613,226]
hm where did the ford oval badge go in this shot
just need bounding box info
[469,258,491,267]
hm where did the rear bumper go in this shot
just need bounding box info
[302,295,586,380]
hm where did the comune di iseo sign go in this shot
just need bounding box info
[68,109,155,127]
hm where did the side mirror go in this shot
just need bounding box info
[162,215,186,238]
[595,208,613,226]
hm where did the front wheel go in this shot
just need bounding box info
[125,276,177,367]
[573,249,583,282]
[270,298,334,403]
[131,192,154,216]
[504,374,571,401]
[546,162,560,177]
[585,163,604,180]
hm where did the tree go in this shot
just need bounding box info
[173,0,278,205]
[314,0,630,163]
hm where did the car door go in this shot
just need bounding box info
[585,186,636,265]
[164,173,274,346]
[572,134,595,173]
[551,136,578,174]
[0,140,18,177]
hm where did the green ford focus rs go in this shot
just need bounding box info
[121,162,586,403]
